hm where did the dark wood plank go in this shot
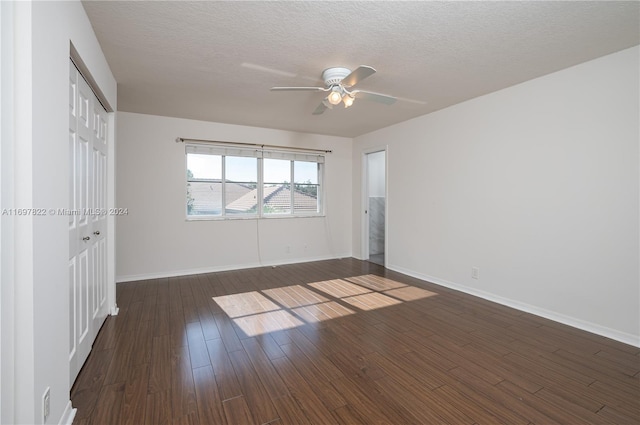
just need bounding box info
[154,302,170,337]
[271,394,312,425]
[240,337,289,399]
[90,382,125,425]
[186,321,211,369]
[228,348,279,424]
[331,405,369,425]
[70,348,114,420]
[192,366,226,425]
[145,390,172,425]
[370,376,449,424]
[330,375,423,425]
[103,330,136,385]
[498,380,598,424]
[120,363,149,425]
[130,318,153,366]
[170,345,198,420]
[205,338,243,401]
[222,396,253,425]
[279,343,347,410]
[148,335,171,394]
[271,355,339,425]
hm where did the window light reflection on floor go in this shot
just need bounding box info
[212,291,280,318]
[345,274,407,291]
[292,301,355,323]
[263,284,329,308]
[232,309,304,337]
[340,292,402,311]
[308,279,371,298]
[212,275,438,337]
[384,286,438,301]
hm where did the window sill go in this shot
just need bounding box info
[186,214,325,222]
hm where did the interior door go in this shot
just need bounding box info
[68,60,109,384]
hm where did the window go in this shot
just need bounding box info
[186,144,324,219]
[263,158,291,215]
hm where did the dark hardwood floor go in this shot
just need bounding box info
[71,258,640,424]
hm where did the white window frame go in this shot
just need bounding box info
[185,143,325,220]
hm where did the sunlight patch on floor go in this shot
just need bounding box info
[292,301,355,323]
[211,274,438,337]
[383,286,438,301]
[345,274,406,291]
[341,292,402,311]
[233,310,304,337]
[308,279,371,298]
[213,291,280,318]
[263,284,329,308]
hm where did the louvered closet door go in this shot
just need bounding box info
[68,59,109,384]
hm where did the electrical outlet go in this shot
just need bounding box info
[43,387,50,423]
[472,267,480,280]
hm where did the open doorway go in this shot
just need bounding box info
[365,150,386,266]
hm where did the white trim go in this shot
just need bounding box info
[115,252,352,283]
[388,263,640,348]
[57,400,76,425]
[186,213,326,222]
[361,153,368,260]
[107,112,117,317]
[0,2,15,422]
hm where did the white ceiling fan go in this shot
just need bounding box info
[270,66,397,115]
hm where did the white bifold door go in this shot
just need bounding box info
[68,60,109,384]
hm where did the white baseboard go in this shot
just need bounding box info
[58,401,76,425]
[387,263,640,348]
[116,252,352,283]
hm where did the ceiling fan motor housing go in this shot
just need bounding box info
[322,67,351,87]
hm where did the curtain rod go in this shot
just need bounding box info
[176,137,332,154]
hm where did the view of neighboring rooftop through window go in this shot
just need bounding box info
[186,145,324,219]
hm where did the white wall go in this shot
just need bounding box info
[367,150,386,198]
[116,112,352,281]
[7,1,117,423]
[353,46,640,346]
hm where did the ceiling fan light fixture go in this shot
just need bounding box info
[327,88,343,105]
[343,94,355,108]
[271,65,396,115]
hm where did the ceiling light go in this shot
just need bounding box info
[343,95,355,108]
[327,88,342,105]
[322,98,333,109]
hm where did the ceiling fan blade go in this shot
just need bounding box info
[340,65,376,87]
[352,90,397,105]
[270,86,327,92]
[312,102,328,115]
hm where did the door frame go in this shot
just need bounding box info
[1,2,16,421]
[361,146,388,266]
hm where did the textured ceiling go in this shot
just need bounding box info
[82,1,640,138]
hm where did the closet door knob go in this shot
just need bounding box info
[94,231,101,236]
[82,236,91,241]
